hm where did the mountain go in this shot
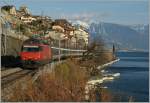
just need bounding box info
[129,24,149,35]
[89,22,149,51]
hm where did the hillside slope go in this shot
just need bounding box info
[89,22,149,50]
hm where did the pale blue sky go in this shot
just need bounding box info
[0,0,149,25]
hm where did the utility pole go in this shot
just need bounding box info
[4,21,10,55]
[0,10,2,54]
[4,23,7,55]
[1,12,7,55]
[58,38,61,62]
[57,32,62,62]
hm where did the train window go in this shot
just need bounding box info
[23,46,42,52]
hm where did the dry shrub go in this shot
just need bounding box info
[81,51,115,69]
[9,78,35,101]
[99,89,113,102]
[52,59,89,101]
[8,59,89,102]
[97,52,115,65]
[88,89,97,102]
[128,96,134,102]
[79,52,115,76]
[82,39,116,67]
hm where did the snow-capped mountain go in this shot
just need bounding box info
[89,22,149,51]
[71,20,90,29]
[129,24,149,35]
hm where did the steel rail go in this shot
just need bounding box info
[1,69,36,89]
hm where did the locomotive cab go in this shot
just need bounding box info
[22,45,42,52]
[20,39,52,68]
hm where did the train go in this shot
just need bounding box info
[20,38,52,68]
[20,38,86,68]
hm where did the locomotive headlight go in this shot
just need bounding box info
[35,55,40,60]
[34,57,40,60]
[38,53,41,58]
[22,57,26,60]
[35,57,38,60]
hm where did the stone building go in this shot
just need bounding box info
[1,5,17,15]
[20,15,36,23]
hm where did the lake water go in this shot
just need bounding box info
[103,52,149,102]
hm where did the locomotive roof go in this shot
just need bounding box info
[23,38,49,45]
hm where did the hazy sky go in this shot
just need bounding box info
[0,0,149,25]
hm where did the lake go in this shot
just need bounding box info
[103,51,149,102]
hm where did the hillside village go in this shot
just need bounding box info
[1,5,89,50]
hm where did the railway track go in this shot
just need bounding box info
[1,67,42,101]
[1,54,81,89]
[1,69,37,89]
[1,62,54,89]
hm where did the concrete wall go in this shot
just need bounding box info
[1,35,23,57]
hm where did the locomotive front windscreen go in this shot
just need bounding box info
[22,45,42,52]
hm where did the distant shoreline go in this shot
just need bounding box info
[117,50,149,53]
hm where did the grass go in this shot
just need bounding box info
[8,59,89,102]
[80,51,115,76]
[99,89,114,102]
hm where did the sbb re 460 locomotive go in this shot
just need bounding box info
[20,38,52,68]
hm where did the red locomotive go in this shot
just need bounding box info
[20,38,52,68]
